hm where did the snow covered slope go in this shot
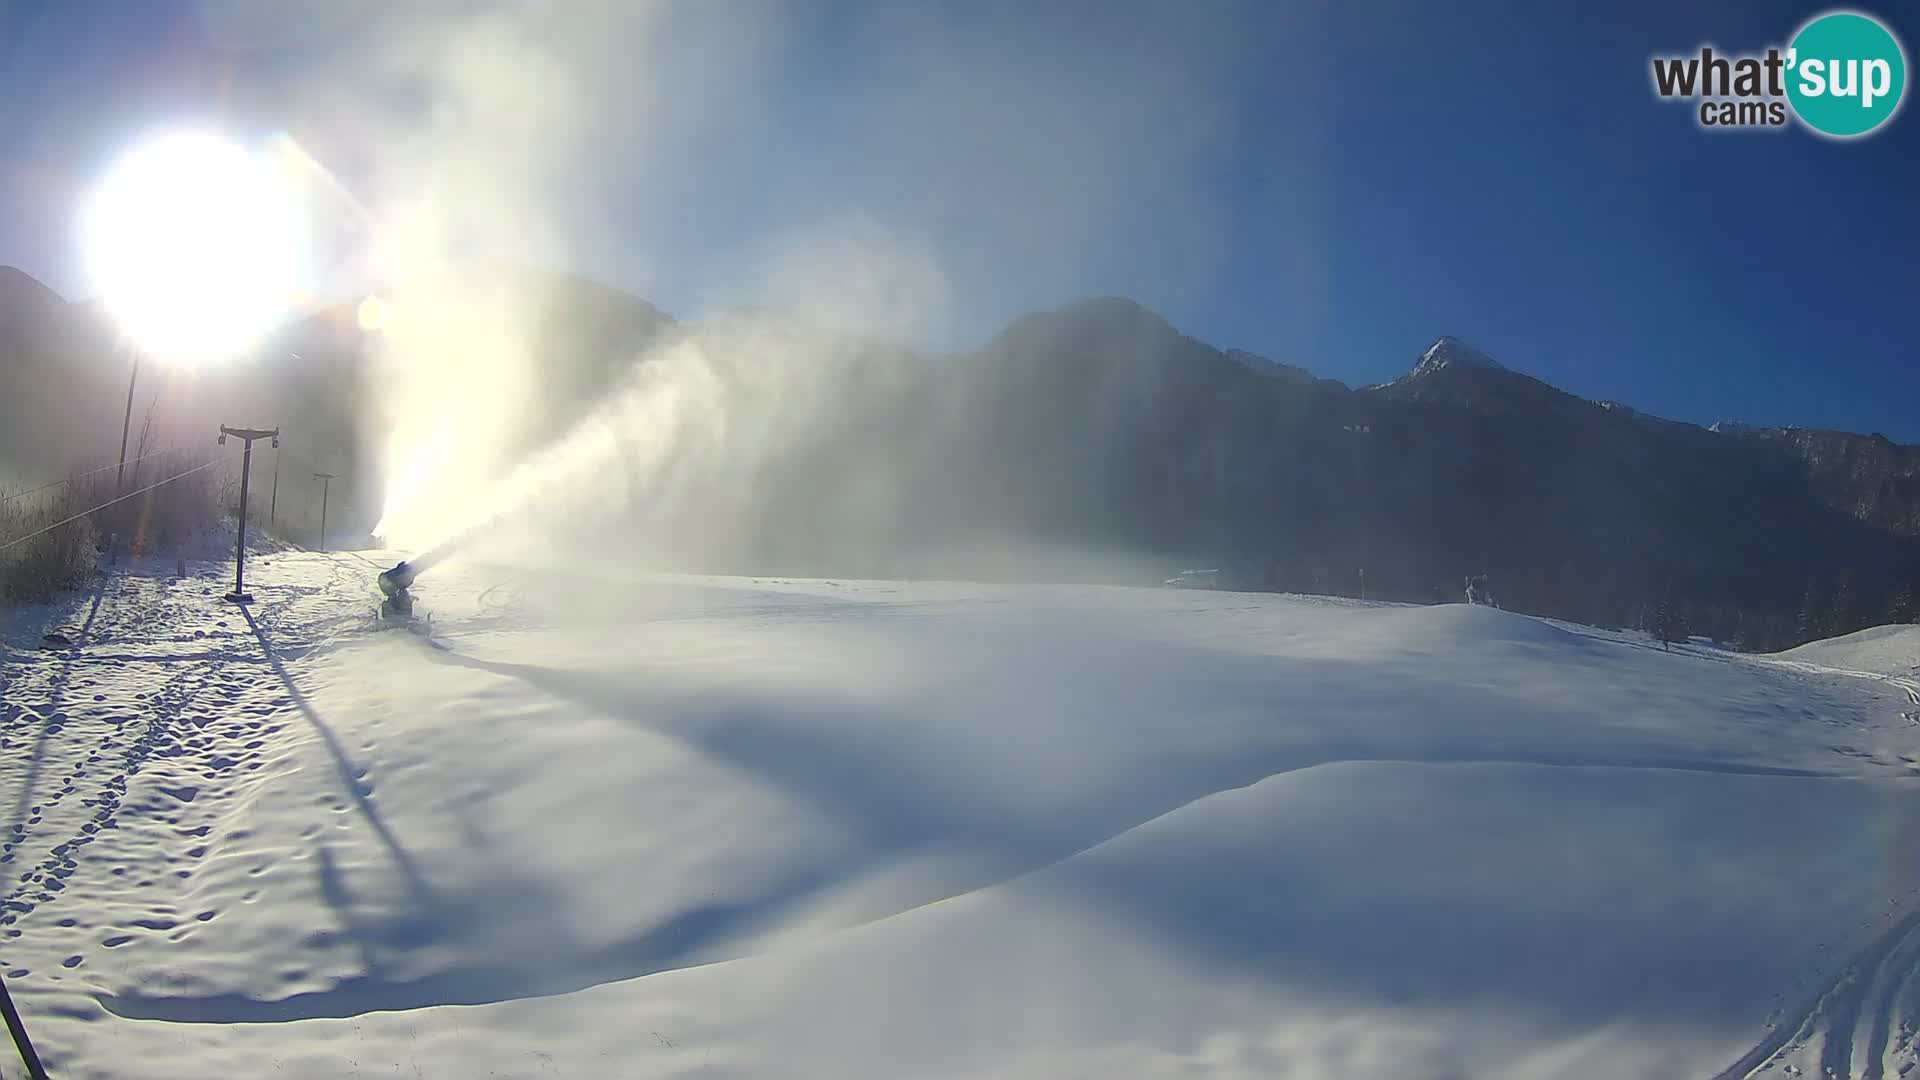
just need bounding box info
[5,554,1920,1078]
[1779,624,1920,680]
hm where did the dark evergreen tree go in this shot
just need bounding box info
[1890,579,1916,625]
[1653,597,1689,650]
[1797,580,1828,643]
[1700,603,1737,646]
[1831,572,1857,636]
[1668,601,1690,647]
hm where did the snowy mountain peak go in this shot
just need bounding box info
[1411,336,1505,378]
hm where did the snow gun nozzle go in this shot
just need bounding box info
[377,560,418,598]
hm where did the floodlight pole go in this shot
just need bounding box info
[269,439,281,525]
[219,425,278,603]
[313,472,335,553]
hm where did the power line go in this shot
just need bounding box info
[0,457,226,555]
[0,447,181,504]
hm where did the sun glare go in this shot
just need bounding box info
[80,130,310,361]
[356,294,390,332]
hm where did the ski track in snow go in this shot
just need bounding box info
[7,557,1920,1077]
[1714,890,1920,1080]
[1757,656,1920,732]
[1710,656,1920,1079]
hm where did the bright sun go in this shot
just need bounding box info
[80,131,309,361]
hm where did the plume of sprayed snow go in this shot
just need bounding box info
[387,333,729,565]
[389,308,931,574]
[195,0,1265,569]
[753,213,956,347]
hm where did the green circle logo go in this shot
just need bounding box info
[1787,11,1907,137]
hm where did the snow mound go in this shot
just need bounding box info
[68,758,1920,1080]
[1374,600,1582,647]
[11,556,1920,1078]
[1779,623,1920,677]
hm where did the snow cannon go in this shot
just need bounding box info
[377,560,417,597]
[377,560,418,620]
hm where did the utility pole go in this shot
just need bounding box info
[269,438,281,526]
[115,353,141,493]
[314,472,335,553]
[106,349,144,566]
[217,425,278,603]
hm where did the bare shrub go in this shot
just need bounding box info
[1,449,222,603]
[0,484,98,603]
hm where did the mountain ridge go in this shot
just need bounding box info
[0,262,1899,448]
[1,263,1912,647]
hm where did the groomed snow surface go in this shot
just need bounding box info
[2,548,1920,1079]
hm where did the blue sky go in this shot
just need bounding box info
[1,1,1916,438]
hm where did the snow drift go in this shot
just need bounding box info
[4,553,1920,1078]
